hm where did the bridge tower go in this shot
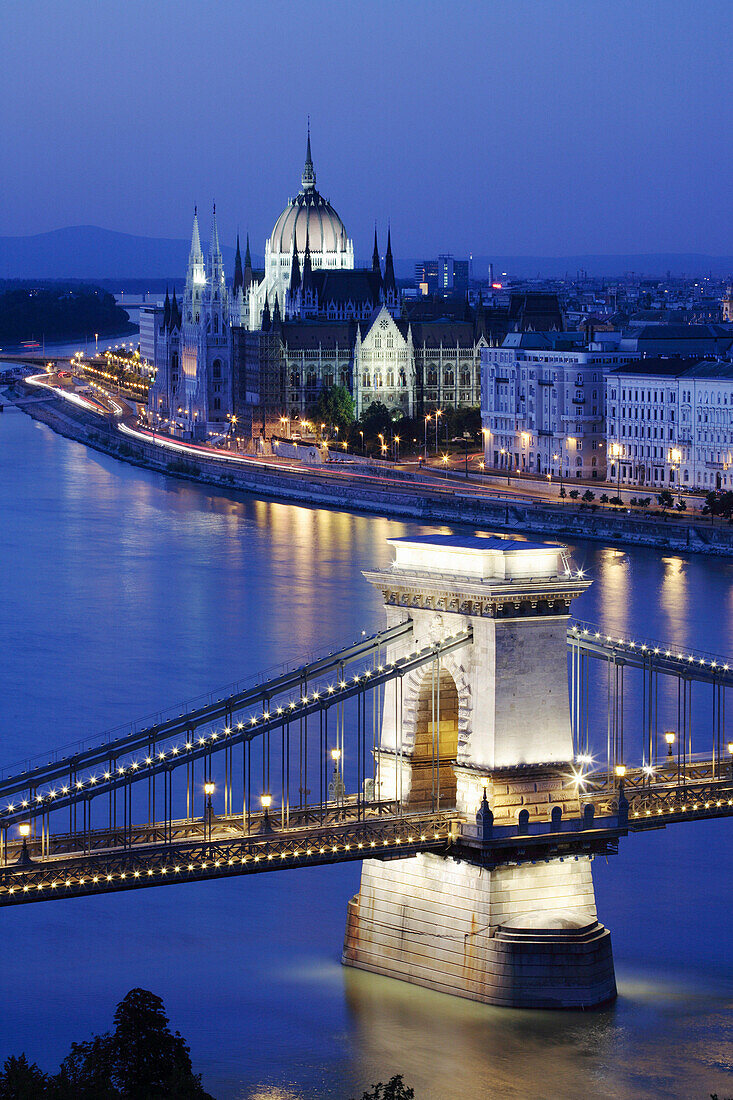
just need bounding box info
[343,534,617,1008]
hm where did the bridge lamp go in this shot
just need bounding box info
[727,741,733,757]
[17,823,32,867]
[664,731,676,757]
[260,793,272,810]
[331,748,342,763]
[614,765,626,778]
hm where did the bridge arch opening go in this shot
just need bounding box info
[408,667,459,808]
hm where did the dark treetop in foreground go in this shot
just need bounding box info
[0,988,213,1099]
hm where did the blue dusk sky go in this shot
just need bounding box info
[2,0,732,259]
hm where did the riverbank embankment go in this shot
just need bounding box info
[9,382,733,557]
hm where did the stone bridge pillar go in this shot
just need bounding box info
[343,535,616,1009]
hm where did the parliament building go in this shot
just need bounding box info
[145,132,493,441]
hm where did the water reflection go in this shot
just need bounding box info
[343,966,733,1100]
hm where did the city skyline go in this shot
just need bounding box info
[3,0,733,257]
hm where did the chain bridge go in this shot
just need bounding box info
[2,534,731,1009]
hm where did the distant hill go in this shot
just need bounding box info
[0,226,239,281]
[2,226,733,281]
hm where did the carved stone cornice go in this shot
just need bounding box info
[363,567,590,619]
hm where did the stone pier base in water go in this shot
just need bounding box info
[342,852,616,1009]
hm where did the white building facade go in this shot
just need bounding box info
[606,359,733,490]
[481,334,639,479]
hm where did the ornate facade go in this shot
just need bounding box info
[147,132,484,440]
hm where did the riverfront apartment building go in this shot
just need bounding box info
[606,359,733,490]
[480,333,639,479]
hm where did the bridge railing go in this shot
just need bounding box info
[567,621,732,791]
[0,627,472,867]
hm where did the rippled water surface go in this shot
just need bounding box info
[0,408,731,1099]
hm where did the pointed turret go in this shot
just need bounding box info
[302,227,313,286]
[243,233,253,289]
[272,291,281,326]
[372,225,381,278]
[233,234,244,294]
[301,120,316,192]
[290,240,301,294]
[190,206,203,261]
[383,226,397,317]
[163,286,171,328]
[170,287,181,329]
[383,226,396,295]
[185,206,206,322]
[261,290,271,331]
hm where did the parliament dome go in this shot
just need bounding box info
[268,131,349,256]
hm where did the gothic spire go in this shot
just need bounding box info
[189,206,203,261]
[243,233,253,289]
[209,202,221,260]
[302,226,313,285]
[272,291,281,325]
[301,119,316,192]
[163,286,171,328]
[233,233,243,294]
[261,289,271,331]
[372,225,381,277]
[290,239,301,294]
[383,225,396,294]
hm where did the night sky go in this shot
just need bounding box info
[2,0,733,257]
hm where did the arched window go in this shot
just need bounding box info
[444,370,454,387]
[362,372,371,388]
[340,368,348,387]
[399,369,407,388]
[307,371,317,389]
[290,371,300,388]
[386,371,394,387]
[213,397,221,410]
[427,369,438,387]
[212,359,222,380]
[374,372,383,388]
[460,370,470,387]
[213,314,219,334]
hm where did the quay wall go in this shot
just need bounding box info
[10,384,733,558]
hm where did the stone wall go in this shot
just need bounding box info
[343,851,615,1008]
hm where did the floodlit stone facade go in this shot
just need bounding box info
[343,534,617,1009]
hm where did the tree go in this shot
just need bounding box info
[568,489,580,500]
[0,1054,49,1099]
[110,988,212,1099]
[354,1075,415,1100]
[657,489,673,511]
[600,493,609,504]
[53,1035,117,1099]
[582,490,595,502]
[309,385,354,431]
[360,401,394,437]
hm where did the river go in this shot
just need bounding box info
[0,406,731,1099]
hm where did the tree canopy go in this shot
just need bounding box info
[0,989,213,1100]
[309,384,355,430]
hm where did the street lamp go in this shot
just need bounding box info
[257,792,275,834]
[329,747,345,804]
[664,730,676,759]
[16,823,32,867]
[614,764,626,778]
[668,447,682,488]
[610,442,622,500]
[204,781,215,841]
[435,408,442,454]
[359,430,364,454]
